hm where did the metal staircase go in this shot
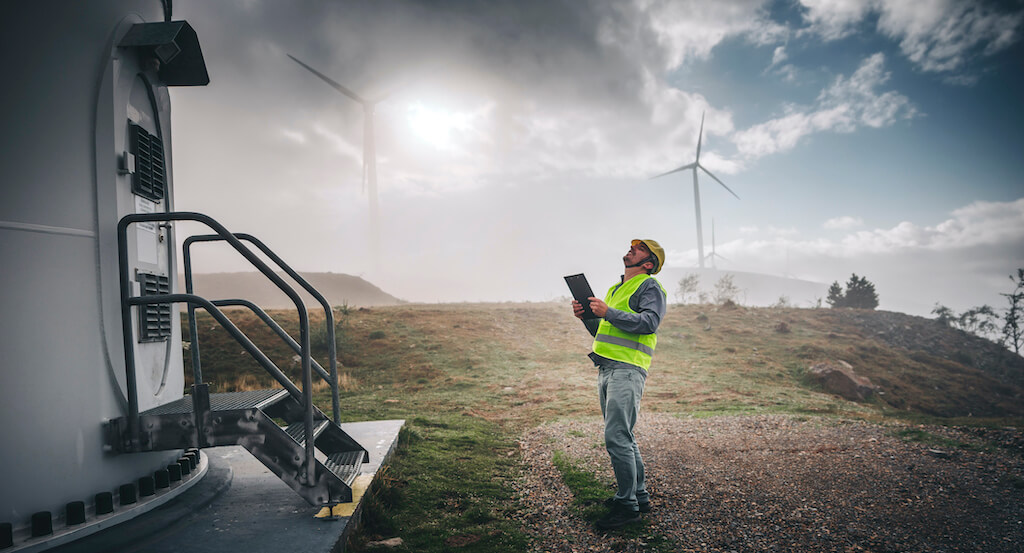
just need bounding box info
[104,212,367,506]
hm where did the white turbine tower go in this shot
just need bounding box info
[288,54,397,272]
[651,111,739,269]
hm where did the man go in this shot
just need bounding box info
[572,239,667,530]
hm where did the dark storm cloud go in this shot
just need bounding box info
[180,0,661,112]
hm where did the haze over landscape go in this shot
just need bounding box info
[169,0,1024,316]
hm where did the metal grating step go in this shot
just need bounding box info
[141,389,289,416]
[284,420,329,448]
[325,451,363,486]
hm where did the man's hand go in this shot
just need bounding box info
[572,300,585,319]
[588,297,608,318]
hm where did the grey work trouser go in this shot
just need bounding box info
[598,365,648,511]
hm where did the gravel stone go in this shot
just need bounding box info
[516,413,1024,552]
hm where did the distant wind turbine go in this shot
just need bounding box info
[704,218,730,270]
[288,54,400,271]
[651,111,740,269]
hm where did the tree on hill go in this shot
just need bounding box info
[826,281,845,307]
[1002,268,1024,355]
[931,303,999,341]
[932,268,1024,355]
[676,273,700,304]
[826,274,879,309]
[713,274,741,305]
[931,303,955,325]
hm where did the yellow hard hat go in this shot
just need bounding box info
[631,239,665,274]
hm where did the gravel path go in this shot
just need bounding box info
[516,413,1024,552]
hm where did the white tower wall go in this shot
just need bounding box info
[0,1,191,527]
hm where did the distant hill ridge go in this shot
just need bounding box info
[182,272,404,309]
[659,267,830,308]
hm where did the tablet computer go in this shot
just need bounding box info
[564,273,599,319]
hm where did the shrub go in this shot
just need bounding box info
[827,274,879,309]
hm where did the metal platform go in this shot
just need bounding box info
[50,420,405,553]
[106,389,368,506]
[140,389,289,416]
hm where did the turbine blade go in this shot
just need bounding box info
[287,54,366,104]
[696,111,705,161]
[649,162,697,180]
[698,164,740,200]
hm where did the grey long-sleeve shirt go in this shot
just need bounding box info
[586,275,667,371]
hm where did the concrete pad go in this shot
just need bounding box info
[50,420,404,553]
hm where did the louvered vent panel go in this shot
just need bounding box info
[129,123,167,202]
[137,272,171,342]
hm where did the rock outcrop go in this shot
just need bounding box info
[808,360,877,401]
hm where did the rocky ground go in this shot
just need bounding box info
[516,413,1024,553]
[833,309,1024,382]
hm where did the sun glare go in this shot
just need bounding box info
[407,102,470,150]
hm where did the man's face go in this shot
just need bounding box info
[623,242,652,268]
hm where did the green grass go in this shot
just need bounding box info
[894,428,989,452]
[550,451,678,550]
[550,450,609,519]
[348,414,529,552]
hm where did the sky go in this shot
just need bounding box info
[169,0,1024,316]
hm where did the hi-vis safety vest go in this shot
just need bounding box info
[592,274,666,371]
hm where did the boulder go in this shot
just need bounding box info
[808,360,877,401]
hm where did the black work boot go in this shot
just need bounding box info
[604,496,651,513]
[595,502,642,530]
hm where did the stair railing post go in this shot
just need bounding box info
[326,308,339,425]
[182,239,203,387]
[116,217,141,451]
[300,309,316,486]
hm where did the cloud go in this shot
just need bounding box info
[725,198,1024,260]
[823,216,863,230]
[799,0,1024,75]
[731,52,916,158]
[640,0,788,69]
[770,45,788,66]
[845,198,1024,253]
[798,0,875,40]
[765,45,800,82]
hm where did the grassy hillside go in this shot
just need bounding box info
[180,302,1023,551]
[183,302,1024,423]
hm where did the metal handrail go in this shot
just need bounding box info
[210,298,332,384]
[184,233,340,424]
[132,294,303,397]
[117,212,316,486]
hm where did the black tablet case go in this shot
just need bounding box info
[564,273,599,320]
